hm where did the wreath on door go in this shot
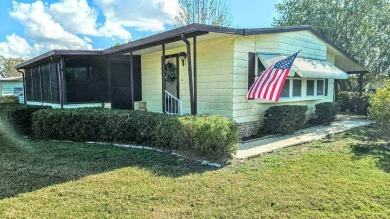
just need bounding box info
[164,62,177,82]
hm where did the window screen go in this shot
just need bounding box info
[307,80,314,96]
[293,79,302,97]
[280,79,290,97]
[317,80,325,96]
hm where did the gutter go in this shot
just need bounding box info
[16,68,27,105]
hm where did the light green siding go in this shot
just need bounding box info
[141,37,234,118]
[133,30,340,124]
[0,81,24,103]
[233,31,335,124]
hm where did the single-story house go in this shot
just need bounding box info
[0,77,24,103]
[16,24,369,138]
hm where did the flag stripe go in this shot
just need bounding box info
[274,69,291,102]
[246,51,299,102]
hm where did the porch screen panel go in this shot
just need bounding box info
[65,57,108,103]
[25,68,33,101]
[32,66,41,101]
[41,63,50,102]
[50,62,60,103]
[132,56,142,101]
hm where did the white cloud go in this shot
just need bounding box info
[0,33,92,59]
[0,34,33,58]
[2,0,181,59]
[83,36,93,43]
[10,1,92,50]
[94,0,180,39]
[50,0,98,35]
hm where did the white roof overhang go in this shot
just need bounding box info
[257,52,349,79]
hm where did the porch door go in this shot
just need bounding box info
[163,54,180,113]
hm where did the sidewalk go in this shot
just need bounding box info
[235,117,372,159]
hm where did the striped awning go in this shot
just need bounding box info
[257,52,348,79]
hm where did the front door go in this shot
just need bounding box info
[163,54,180,113]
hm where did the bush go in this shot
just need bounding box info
[337,91,359,112]
[369,80,390,135]
[32,108,238,160]
[315,102,338,125]
[263,105,308,134]
[336,91,371,114]
[0,95,19,104]
[356,95,370,115]
[0,104,50,135]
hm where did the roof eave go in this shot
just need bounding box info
[16,50,103,69]
[102,23,239,55]
[244,25,369,73]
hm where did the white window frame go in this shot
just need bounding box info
[316,79,326,96]
[306,79,315,97]
[279,76,303,99]
[279,78,327,100]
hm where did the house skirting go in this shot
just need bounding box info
[27,101,111,109]
[237,120,263,139]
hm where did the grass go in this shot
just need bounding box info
[0,122,389,218]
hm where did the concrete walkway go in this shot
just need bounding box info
[235,117,372,159]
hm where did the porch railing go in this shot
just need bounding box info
[164,90,183,115]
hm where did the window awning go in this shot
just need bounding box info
[257,53,349,79]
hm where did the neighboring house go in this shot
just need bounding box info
[16,24,369,137]
[0,77,24,103]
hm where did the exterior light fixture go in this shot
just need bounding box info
[179,52,186,66]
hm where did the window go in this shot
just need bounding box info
[280,79,290,97]
[292,79,302,97]
[307,80,315,96]
[14,87,23,96]
[280,78,327,99]
[317,80,325,96]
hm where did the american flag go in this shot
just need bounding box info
[246,51,299,102]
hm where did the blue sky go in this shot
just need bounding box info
[0,0,281,59]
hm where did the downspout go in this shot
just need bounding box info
[17,68,27,104]
[181,34,195,115]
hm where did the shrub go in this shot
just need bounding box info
[263,105,308,134]
[176,115,238,159]
[356,95,370,115]
[369,80,390,135]
[337,91,359,112]
[32,108,238,160]
[0,95,19,104]
[336,91,371,113]
[0,104,50,135]
[315,102,338,125]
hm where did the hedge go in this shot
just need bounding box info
[0,104,51,135]
[32,108,238,160]
[315,102,338,125]
[263,105,308,134]
[0,96,19,104]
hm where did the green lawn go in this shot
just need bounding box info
[0,122,389,218]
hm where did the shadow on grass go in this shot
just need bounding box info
[346,126,390,173]
[350,143,390,173]
[0,128,214,199]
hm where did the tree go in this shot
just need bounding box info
[273,0,390,83]
[0,56,25,78]
[369,80,390,138]
[174,0,233,27]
